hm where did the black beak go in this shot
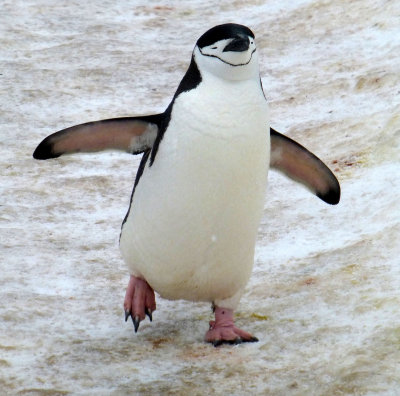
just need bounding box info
[223,36,250,52]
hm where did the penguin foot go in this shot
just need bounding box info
[205,307,258,347]
[124,275,156,333]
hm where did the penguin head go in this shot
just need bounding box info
[194,23,259,81]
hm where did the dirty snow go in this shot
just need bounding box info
[1,0,400,395]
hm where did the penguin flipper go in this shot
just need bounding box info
[270,128,340,205]
[33,114,163,160]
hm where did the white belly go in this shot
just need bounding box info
[120,79,270,304]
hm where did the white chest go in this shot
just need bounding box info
[156,77,270,188]
[120,77,270,303]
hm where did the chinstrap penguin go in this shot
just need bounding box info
[33,23,340,346]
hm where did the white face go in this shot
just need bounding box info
[194,36,259,81]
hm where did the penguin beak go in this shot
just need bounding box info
[223,36,250,53]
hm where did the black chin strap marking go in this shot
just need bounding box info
[199,48,256,67]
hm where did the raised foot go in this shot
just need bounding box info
[124,275,156,333]
[205,307,258,347]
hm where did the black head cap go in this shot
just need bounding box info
[196,23,255,49]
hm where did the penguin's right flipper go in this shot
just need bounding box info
[33,114,163,160]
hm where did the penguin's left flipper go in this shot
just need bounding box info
[33,114,163,160]
[270,128,340,205]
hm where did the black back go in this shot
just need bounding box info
[123,45,203,228]
[149,56,202,165]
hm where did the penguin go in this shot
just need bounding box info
[33,23,340,346]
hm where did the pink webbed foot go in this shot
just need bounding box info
[205,307,258,347]
[124,275,156,332]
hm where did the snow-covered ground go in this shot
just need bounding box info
[1,0,399,394]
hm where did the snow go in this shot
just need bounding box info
[1,0,400,394]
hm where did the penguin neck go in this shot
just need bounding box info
[192,66,265,111]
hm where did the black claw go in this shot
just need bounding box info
[212,340,224,347]
[244,336,259,343]
[211,337,258,347]
[132,315,140,333]
[145,308,153,322]
[124,310,131,322]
